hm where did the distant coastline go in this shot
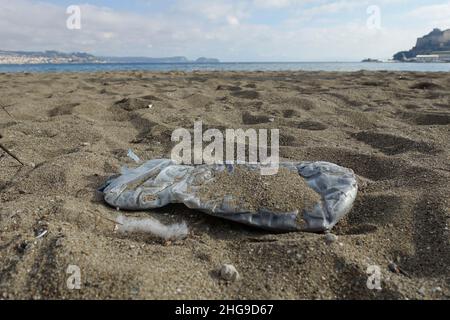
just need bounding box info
[0,50,102,64]
[0,50,220,65]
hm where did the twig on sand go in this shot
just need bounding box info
[0,142,24,166]
[88,209,123,226]
[0,104,15,119]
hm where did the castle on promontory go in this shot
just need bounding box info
[394,28,450,62]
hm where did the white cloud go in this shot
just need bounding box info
[174,0,250,24]
[227,16,241,26]
[406,2,450,30]
[252,0,308,9]
[300,0,367,16]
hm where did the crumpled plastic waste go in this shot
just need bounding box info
[101,159,358,232]
[127,149,141,164]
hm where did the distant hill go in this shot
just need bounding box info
[102,56,189,63]
[393,28,450,61]
[0,50,102,64]
[0,49,221,65]
[195,57,220,63]
[102,56,220,63]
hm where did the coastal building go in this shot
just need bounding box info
[432,51,450,62]
[412,52,450,63]
[394,28,450,61]
[415,54,440,62]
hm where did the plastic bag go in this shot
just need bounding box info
[101,159,358,232]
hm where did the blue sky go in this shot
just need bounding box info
[1,0,449,61]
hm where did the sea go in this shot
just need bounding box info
[1,62,450,73]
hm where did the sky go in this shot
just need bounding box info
[0,0,449,61]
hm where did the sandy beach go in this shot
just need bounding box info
[0,70,448,299]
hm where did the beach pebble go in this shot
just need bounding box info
[325,233,338,244]
[220,264,240,282]
[432,287,442,293]
[388,262,400,274]
[55,237,64,248]
[418,287,426,295]
[16,240,32,254]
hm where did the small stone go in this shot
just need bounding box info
[388,262,400,274]
[29,162,36,168]
[130,287,139,295]
[219,264,240,282]
[432,287,442,293]
[35,229,48,239]
[418,287,426,295]
[55,237,64,247]
[325,233,338,244]
[17,241,31,254]
[81,142,90,147]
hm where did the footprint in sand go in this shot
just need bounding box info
[216,85,241,92]
[352,131,438,155]
[297,147,407,181]
[242,111,271,124]
[231,90,260,100]
[399,111,450,126]
[48,102,80,117]
[347,194,405,227]
[279,133,298,147]
[297,120,328,131]
[409,81,443,90]
[282,109,297,118]
[114,95,161,112]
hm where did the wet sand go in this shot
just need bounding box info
[0,70,449,299]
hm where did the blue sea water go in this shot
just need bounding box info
[1,62,450,73]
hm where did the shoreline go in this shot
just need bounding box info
[2,62,450,74]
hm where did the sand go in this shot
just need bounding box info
[0,70,449,299]
[196,166,321,213]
